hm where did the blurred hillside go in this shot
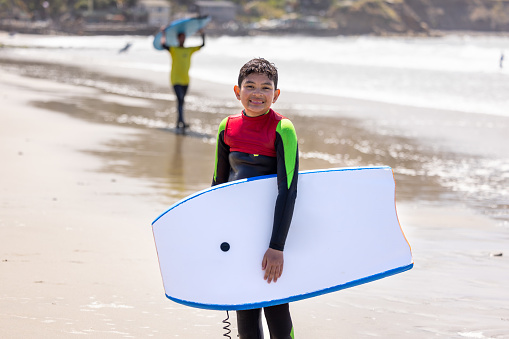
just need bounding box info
[329,0,509,35]
[1,0,509,36]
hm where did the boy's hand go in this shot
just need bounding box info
[262,248,284,283]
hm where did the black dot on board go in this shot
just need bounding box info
[220,242,230,252]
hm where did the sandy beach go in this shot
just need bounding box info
[1,33,509,338]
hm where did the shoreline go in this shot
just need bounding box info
[1,48,508,225]
[1,47,507,224]
[1,62,509,338]
[3,19,509,38]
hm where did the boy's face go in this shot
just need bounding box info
[234,73,280,117]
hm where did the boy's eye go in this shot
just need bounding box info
[242,84,272,91]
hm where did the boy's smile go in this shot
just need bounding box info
[234,73,280,117]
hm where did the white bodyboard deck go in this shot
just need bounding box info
[151,166,413,310]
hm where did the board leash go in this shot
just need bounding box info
[222,310,232,338]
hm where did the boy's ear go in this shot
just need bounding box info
[272,89,281,103]
[234,85,241,100]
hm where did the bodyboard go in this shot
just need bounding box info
[153,16,211,50]
[151,166,413,310]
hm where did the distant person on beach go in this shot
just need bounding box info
[500,52,504,69]
[212,58,298,339]
[160,29,205,129]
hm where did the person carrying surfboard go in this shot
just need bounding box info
[212,58,298,339]
[160,28,205,129]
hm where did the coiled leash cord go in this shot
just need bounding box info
[222,310,232,338]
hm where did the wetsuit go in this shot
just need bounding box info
[212,108,298,339]
[162,35,204,128]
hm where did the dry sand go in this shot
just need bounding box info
[1,67,509,338]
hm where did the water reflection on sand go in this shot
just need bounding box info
[1,57,507,224]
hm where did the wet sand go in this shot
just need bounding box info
[1,54,507,221]
[1,59,509,338]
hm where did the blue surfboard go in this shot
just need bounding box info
[153,16,211,50]
[151,166,413,311]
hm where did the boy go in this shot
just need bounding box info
[161,30,205,129]
[212,58,298,339]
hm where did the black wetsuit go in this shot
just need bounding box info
[212,109,298,339]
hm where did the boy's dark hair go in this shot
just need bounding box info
[238,58,278,89]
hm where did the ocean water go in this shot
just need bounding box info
[1,33,508,223]
[2,33,508,117]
